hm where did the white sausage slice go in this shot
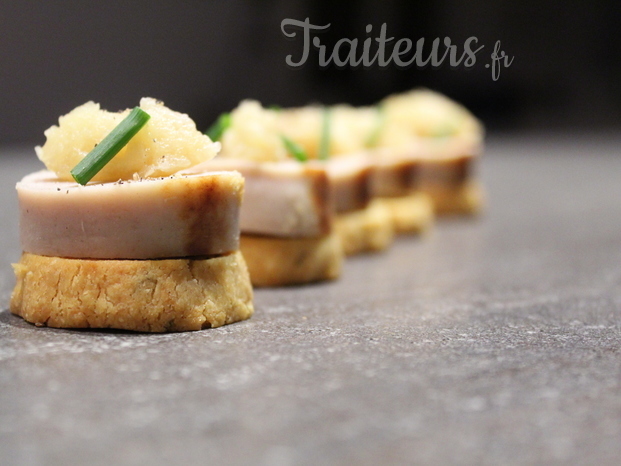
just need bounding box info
[419,137,482,186]
[370,148,421,198]
[320,154,373,214]
[186,159,332,238]
[17,170,243,259]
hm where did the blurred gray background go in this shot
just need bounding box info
[1,0,620,145]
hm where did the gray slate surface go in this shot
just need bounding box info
[1,137,621,465]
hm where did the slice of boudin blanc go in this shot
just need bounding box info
[417,143,484,215]
[370,148,422,198]
[187,158,332,238]
[422,180,484,215]
[419,155,471,186]
[322,154,373,214]
[17,170,243,259]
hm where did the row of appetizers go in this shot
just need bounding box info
[200,89,484,286]
[10,89,483,332]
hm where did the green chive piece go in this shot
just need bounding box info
[365,105,386,148]
[318,107,331,160]
[205,112,232,142]
[268,105,282,112]
[281,135,308,162]
[70,107,151,185]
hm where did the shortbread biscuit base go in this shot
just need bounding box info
[335,200,395,256]
[423,180,484,215]
[10,251,253,332]
[376,192,435,235]
[239,232,343,287]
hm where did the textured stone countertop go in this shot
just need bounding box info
[1,137,621,465]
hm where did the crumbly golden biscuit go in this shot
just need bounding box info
[376,192,435,234]
[335,200,395,256]
[422,180,484,215]
[11,251,253,332]
[240,232,343,287]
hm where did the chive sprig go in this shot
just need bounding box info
[318,107,331,160]
[70,107,150,185]
[281,135,308,162]
[205,113,232,142]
